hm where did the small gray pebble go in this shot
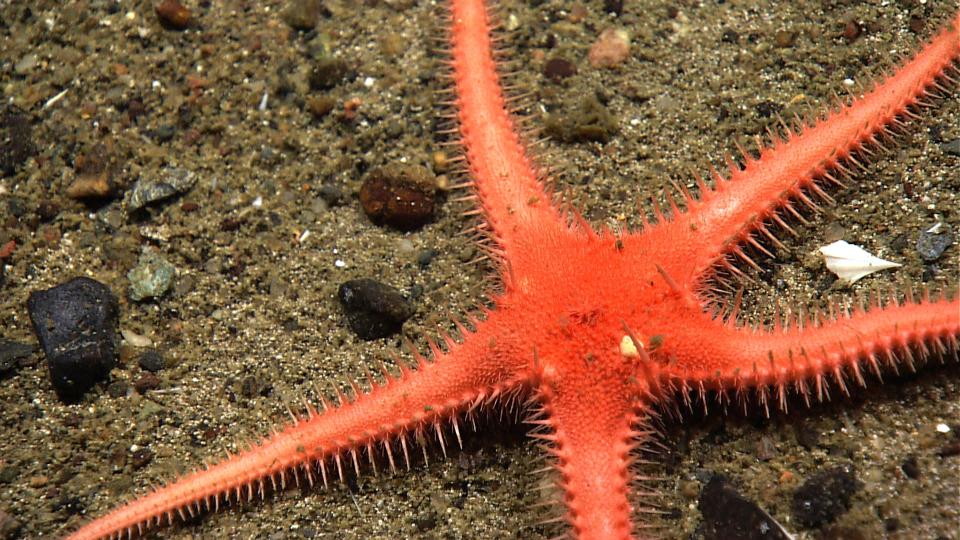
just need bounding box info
[916,230,952,262]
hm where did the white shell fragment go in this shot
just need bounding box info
[819,240,901,285]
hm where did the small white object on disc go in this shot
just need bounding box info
[819,240,901,285]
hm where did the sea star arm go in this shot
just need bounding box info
[533,351,652,540]
[449,0,567,261]
[636,12,960,286]
[659,293,959,412]
[65,309,530,540]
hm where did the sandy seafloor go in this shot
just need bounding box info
[1,0,958,538]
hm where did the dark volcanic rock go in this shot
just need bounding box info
[338,278,415,340]
[27,277,120,402]
[698,475,791,540]
[791,464,861,528]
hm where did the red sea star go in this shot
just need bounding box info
[60,2,959,539]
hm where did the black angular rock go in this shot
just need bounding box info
[791,464,861,528]
[698,475,792,540]
[27,277,120,402]
[338,278,415,340]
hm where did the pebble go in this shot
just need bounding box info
[545,95,618,143]
[337,278,415,340]
[360,164,438,230]
[134,372,161,394]
[137,349,166,372]
[26,277,120,402]
[127,249,176,301]
[755,436,777,461]
[588,28,630,68]
[309,58,351,91]
[543,57,577,82]
[698,476,791,540]
[417,248,439,268]
[284,0,325,31]
[915,228,952,261]
[791,464,860,528]
[66,143,115,200]
[130,448,154,470]
[318,183,346,207]
[155,0,192,30]
[0,340,36,375]
[842,20,862,43]
[120,328,153,348]
[0,105,35,177]
[126,167,197,213]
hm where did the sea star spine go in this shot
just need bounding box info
[64,309,528,540]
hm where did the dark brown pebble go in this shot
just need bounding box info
[908,15,925,34]
[938,440,960,457]
[842,20,861,43]
[109,448,127,469]
[125,98,146,122]
[283,0,327,31]
[338,278,415,340]
[131,448,154,470]
[36,200,60,222]
[360,164,438,230]
[544,57,577,82]
[220,217,244,231]
[155,0,191,30]
[180,201,199,212]
[309,58,351,91]
[134,372,160,394]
